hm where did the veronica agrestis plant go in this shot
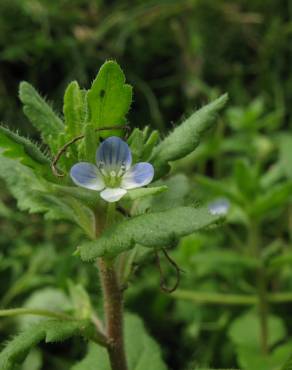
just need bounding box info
[0,61,227,370]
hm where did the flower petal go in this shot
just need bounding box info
[96,136,132,173]
[208,198,230,215]
[70,162,105,191]
[100,188,127,202]
[121,162,154,190]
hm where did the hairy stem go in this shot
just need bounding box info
[96,203,128,370]
[249,221,269,354]
[98,258,128,370]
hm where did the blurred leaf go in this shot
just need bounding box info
[18,288,72,331]
[72,314,167,370]
[151,94,228,178]
[234,159,259,200]
[237,341,292,370]
[196,175,243,204]
[19,82,63,153]
[250,182,292,218]
[136,174,190,214]
[80,206,221,260]
[21,349,42,370]
[86,61,132,138]
[68,282,93,320]
[279,134,292,179]
[281,352,292,370]
[228,310,286,351]
[124,185,168,201]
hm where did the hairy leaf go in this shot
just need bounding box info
[0,158,96,238]
[72,314,167,370]
[80,206,221,260]
[151,94,228,178]
[0,319,89,370]
[63,81,86,138]
[0,126,50,171]
[19,82,63,153]
[86,61,132,138]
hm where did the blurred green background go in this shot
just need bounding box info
[0,1,292,370]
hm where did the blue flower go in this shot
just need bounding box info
[208,198,230,216]
[70,136,154,202]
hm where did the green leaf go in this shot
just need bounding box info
[86,61,132,138]
[18,288,72,331]
[228,310,286,351]
[150,94,228,178]
[0,319,89,370]
[279,134,292,179]
[228,310,289,370]
[68,282,93,320]
[250,182,292,218]
[63,81,86,138]
[127,128,144,162]
[0,126,50,171]
[281,353,292,370]
[72,314,167,370]
[22,349,42,370]
[0,158,96,238]
[142,129,160,161]
[195,175,243,205]
[19,82,63,153]
[80,206,221,260]
[237,342,292,370]
[124,185,168,201]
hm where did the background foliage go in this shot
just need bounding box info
[0,0,291,369]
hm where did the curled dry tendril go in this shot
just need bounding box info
[155,248,184,294]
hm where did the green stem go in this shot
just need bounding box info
[97,203,128,370]
[0,308,72,321]
[249,221,269,355]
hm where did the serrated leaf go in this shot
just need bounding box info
[80,206,221,260]
[72,314,167,370]
[151,94,228,178]
[19,82,64,153]
[0,126,50,171]
[0,319,89,370]
[86,61,132,138]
